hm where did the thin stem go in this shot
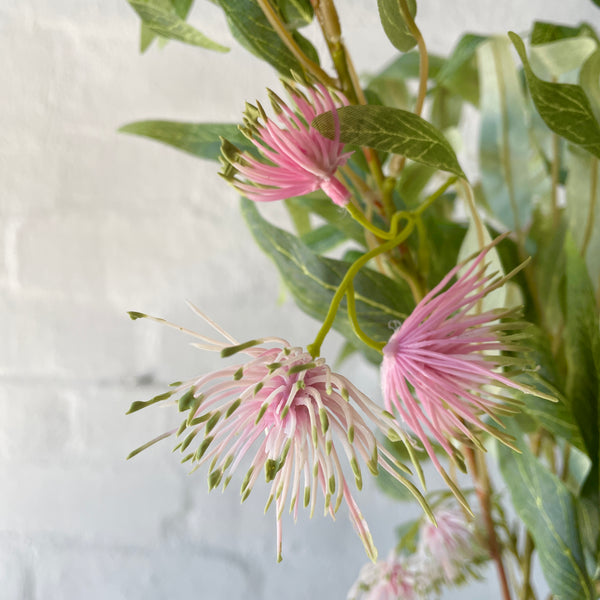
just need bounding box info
[464,447,513,600]
[581,157,598,257]
[307,220,415,358]
[346,282,386,352]
[256,0,336,87]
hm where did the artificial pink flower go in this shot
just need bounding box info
[127,305,426,562]
[347,551,420,600]
[417,505,479,584]
[381,244,534,473]
[223,83,353,205]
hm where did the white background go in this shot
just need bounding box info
[1,1,598,598]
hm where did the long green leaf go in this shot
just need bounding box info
[241,199,415,362]
[509,31,600,159]
[216,0,317,76]
[477,37,546,231]
[498,428,594,600]
[312,105,465,178]
[377,0,417,52]
[118,121,254,160]
[127,0,229,52]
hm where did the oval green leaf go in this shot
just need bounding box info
[377,0,417,52]
[312,105,465,178]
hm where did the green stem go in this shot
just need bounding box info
[307,220,415,358]
[346,282,386,352]
[551,132,560,228]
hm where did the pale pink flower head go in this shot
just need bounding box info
[417,505,478,584]
[127,305,427,562]
[381,243,534,473]
[347,551,420,600]
[221,83,353,205]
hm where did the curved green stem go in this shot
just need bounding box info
[307,220,415,358]
[346,282,386,353]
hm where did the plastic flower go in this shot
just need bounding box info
[221,83,353,205]
[381,243,536,472]
[347,551,420,600]
[127,305,427,562]
[417,505,481,584]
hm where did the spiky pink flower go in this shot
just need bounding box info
[127,305,427,562]
[418,505,479,584]
[347,551,420,600]
[223,83,353,205]
[381,244,534,472]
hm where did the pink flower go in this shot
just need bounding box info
[381,244,532,473]
[222,83,353,205]
[347,551,420,600]
[417,506,479,584]
[127,305,426,562]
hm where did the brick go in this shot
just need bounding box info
[34,541,254,600]
[0,382,76,464]
[0,463,184,546]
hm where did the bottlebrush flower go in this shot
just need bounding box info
[127,305,428,562]
[380,242,538,473]
[220,83,353,206]
[347,551,420,600]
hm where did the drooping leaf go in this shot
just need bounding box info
[509,31,600,159]
[477,36,547,232]
[580,49,600,125]
[300,224,347,253]
[377,0,417,52]
[370,51,445,83]
[118,121,254,160]
[312,105,465,178]
[216,0,318,76]
[241,199,415,362]
[498,427,595,600]
[127,0,229,52]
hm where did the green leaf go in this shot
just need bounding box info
[300,224,346,254]
[127,0,229,52]
[312,105,465,178]
[217,0,317,76]
[435,33,486,106]
[529,37,597,81]
[241,199,415,362]
[118,121,254,160]
[371,51,445,82]
[566,145,600,293]
[564,235,600,464]
[509,31,600,160]
[377,0,417,52]
[477,37,547,231]
[498,428,595,600]
[274,0,313,28]
[531,21,598,46]
[580,49,600,125]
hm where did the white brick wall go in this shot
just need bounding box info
[1,1,597,598]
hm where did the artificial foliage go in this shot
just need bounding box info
[122,1,600,598]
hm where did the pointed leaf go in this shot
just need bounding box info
[377,0,417,52]
[509,31,600,159]
[312,105,465,178]
[498,428,595,600]
[127,0,229,52]
[119,121,254,160]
